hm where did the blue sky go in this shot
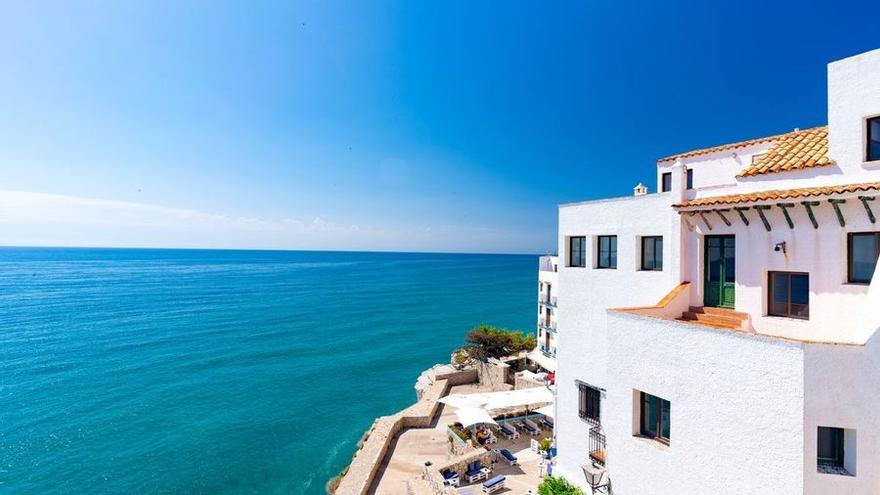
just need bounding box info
[2,1,879,254]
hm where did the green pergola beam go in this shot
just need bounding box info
[777,203,795,229]
[714,209,732,227]
[733,206,750,226]
[753,205,772,232]
[801,201,820,229]
[859,196,876,224]
[698,211,713,231]
[829,199,847,227]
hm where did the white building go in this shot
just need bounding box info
[553,48,880,495]
[536,255,559,369]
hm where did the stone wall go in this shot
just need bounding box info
[476,360,512,391]
[332,367,479,495]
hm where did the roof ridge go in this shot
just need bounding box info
[658,125,828,163]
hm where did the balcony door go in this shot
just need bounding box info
[704,235,735,308]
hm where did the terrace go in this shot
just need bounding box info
[367,382,552,495]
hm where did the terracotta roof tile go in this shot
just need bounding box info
[658,132,787,162]
[674,181,880,208]
[658,126,834,178]
[738,126,834,177]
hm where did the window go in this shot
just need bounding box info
[769,272,809,319]
[597,235,617,269]
[817,427,844,468]
[868,116,880,162]
[849,232,880,284]
[639,392,670,443]
[661,172,672,192]
[578,384,601,424]
[569,236,586,267]
[641,236,663,271]
[686,169,694,190]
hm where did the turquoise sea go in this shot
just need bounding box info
[0,248,536,494]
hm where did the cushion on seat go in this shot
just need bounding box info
[483,475,505,488]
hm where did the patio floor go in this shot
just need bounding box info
[456,434,548,495]
[368,383,550,495]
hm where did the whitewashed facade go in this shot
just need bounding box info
[554,48,880,494]
[537,255,559,364]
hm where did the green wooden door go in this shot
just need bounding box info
[704,235,735,308]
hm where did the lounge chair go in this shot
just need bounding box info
[498,448,518,466]
[500,423,519,439]
[466,460,488,483]
[522,419,540,435]
[482,475,506,494]
[440,469,459,487]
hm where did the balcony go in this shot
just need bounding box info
[539,255,558,272]
[589,425,607,466]
[539,295,558,308]
[538,320,557,332]
[539,344,556,357]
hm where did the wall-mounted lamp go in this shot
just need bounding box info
[774,242,787,254]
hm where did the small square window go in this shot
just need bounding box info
[868,117,880,162]
[768,271,809,319]
[661,172,672,192]
[597,235,617,269]
[569,236,586,267]
[638,391,670,444]
[817,427,844,468]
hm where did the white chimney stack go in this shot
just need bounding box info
[634,183,648,197]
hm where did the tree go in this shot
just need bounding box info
[462,324,536,361]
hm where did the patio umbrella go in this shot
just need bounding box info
[454,407,498,429]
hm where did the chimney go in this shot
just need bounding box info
[634,183,648,197]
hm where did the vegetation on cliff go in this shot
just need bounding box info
[460,324,536,361]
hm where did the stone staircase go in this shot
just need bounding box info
[678,306,749,331]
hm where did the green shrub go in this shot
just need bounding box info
[537,476,585,495]
[463,324,536,360]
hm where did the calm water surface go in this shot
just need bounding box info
[0,248,535,494]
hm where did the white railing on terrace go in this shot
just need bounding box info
[539,255,558,272]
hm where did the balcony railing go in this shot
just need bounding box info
[539,295,558,308]
[539,255,558,272]
[539,344,556,357]
[538,320,556,332]
[589,425,607,466]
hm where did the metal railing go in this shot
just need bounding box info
[539,295,558,308]
[538,320,556,332]
[589,426,607,466]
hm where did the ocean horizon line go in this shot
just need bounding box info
[0,244,557,257]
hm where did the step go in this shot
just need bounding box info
[688,306,749,320]
[676,316,741,330]
[681,311,745,328]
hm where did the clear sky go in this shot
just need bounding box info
[2,1,879,254]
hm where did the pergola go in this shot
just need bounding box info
[674,181,880,231]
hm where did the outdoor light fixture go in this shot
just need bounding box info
[582,463,611,494]
[774,241,787,254]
